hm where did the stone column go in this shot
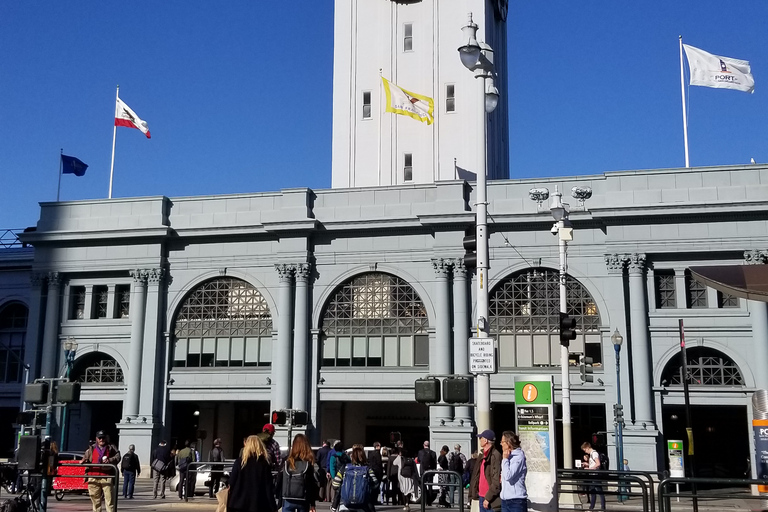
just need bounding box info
[24,273,46,378]
[125,269,148,418]
[139,268,164,417]
[745,250,768,390]
[626,253,654,427]
[431,259,453,425]
[273,264,295,411]
[292,263,311,412]
[40,272,61,379]
[452,259,472,425]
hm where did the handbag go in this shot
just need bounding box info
[216,486,229,512]
[151,459,166,473]
[471,499,480,512]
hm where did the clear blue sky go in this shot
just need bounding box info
[2,1,767,230]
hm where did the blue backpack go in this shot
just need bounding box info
[341,464,370,507]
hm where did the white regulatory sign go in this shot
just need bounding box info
[469,337,496,374]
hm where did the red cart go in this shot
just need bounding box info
[53,460,89,500]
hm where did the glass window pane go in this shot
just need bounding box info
[353,337,367,366]
[245,337,259,366]
[323,338,336,367]
[187,338,201,367]
[215,339,229,367]
[499,335,515,367]
[399,336,413,367]
[517,335,533,367]
[203,338,215,353]
[260,337,272,365]
[230,337,244,366]
[533,334,550,365]
[189,338,201,353]
[337,337,351,367]
[368,337,382,366]
[384,336,398,367]
[414,335,429,366]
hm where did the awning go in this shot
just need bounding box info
[689,265,768,302]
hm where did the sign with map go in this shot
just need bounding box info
[514,376,555,507]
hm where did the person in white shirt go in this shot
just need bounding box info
[580,442,605,511]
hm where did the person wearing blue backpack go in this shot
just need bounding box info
[332,445,379,512]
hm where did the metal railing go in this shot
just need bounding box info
[49,463,120,512]
[182,460,235,502]
[658,477,768,512]
[557,468,658,512]
[0,229,26,249]
[419,470,464,512]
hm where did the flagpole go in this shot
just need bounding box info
[679,36,690,168]
[109,85,119,199]
[57,149,63,201]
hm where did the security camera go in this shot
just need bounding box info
[550,223,559,235]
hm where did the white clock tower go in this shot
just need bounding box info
[331,0,509,188]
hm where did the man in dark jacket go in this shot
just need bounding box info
[468,430,502,512]
[120,444,141,499]
[151,440,173,499]
[83,430,121,512]
[208,438,225,498]
[417,440,437,505]
[317,440,332,501]
[368,442,384,504]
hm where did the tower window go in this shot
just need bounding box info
[717,291,739,308]
[654,270,676,309]
[70,286,86,320]
[685,270,707,308]
[404,23,413,52]
[93,285,108,319]
[446,84,455,112]
[404,153,413,181]
[362,91,372,119]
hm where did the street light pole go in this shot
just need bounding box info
[612,329,625,480]
[60,337,77,450]
[458,13,498,433]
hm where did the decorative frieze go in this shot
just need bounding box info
[744,250,768,265]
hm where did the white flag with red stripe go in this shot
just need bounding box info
[115,97,151,138]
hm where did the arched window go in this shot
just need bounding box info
[321,273,428,367]
[71,352,124,383]
[490,269,601,367]
[661,347,744,386]
[0,302,27,383]
[172,277,272,368]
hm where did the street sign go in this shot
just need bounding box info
[469,337,496,373]
[514,376,555,506]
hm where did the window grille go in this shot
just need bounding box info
[81,359,124,383]
[655,270,676,309]
[321,273,429,367]
[661,347,744,386]
[686,270,708,308]
[490,269,601,367]
[172,277,272,368]
[70,286,86,319]
[446,84,455,112]
[717,290,739,308]
[93,285,109,318]
[362,91,372,119]
[404,153,413,181]
[116,285,130,318]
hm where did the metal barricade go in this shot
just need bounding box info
[183,460,235,502]
[658,477,768,512]
[557,468,656,512]
[51,463,120,512]
[420,470,464,512]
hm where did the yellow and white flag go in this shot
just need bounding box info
[382,77,434,125]
[683,44,754,93]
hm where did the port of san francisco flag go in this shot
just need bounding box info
[683,44,755,93]
[382,77,434,125]
[115,97,151,138]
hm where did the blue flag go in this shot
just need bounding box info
[61,154,88,176]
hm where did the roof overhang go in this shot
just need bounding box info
[689,265,768,302]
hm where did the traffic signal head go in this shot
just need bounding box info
[463,228,477,269]
[271,410,288,425]
[579,355,594,383]
[292,410,309,426]
[559,312,577,346]
[415,378,441,403]
[442,378,471,404]
[24,382,49,405]
[613,404,624,424]
[56,382,80,403]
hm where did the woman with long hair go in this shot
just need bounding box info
[332,444,378,512]
[282,434,320,512]
[500,431,528,512]
[227,435,277,512]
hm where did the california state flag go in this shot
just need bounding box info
[115,97,151,138]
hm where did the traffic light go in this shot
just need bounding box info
[559,312,577,346]
[292,410,309,426]
[56,382,81,403]
[613,404,624,425]
[463,227,477,269]
[579,355,594,383]
[271,410,288,425]
[442,378,471,404]
[24,382,49,405]
[414,378,441,403]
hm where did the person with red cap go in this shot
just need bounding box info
[257,423,282,471]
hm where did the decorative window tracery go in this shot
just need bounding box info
[661,347,744,386]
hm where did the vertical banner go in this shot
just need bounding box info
[753,419,768,492]
[514,375,556,506]
[667,440,685,478]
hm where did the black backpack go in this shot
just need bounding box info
[400,457,415,478]
[449,453,464,473]
[120,453,133,471]
[282,460,310,500]
[597,451,609,471]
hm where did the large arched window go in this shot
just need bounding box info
[71,352,125,383]
[661,347,744,386]
[321,272,429,367]
[490,269,601,367]
[172,277,272,368]
[0,302,27,383]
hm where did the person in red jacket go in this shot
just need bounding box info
[82,430,121,512]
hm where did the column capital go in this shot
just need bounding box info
[130,269,149,284]
[626,253,647,274]
[30,272,46,288]
[295,262,312,281]
[275,263,295,281]
[604,253,625,274]
[47,272,61,287]
[452,258,468,278]
[146,268,166,285]
[431,258,453,277]
[744,250,768,265]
